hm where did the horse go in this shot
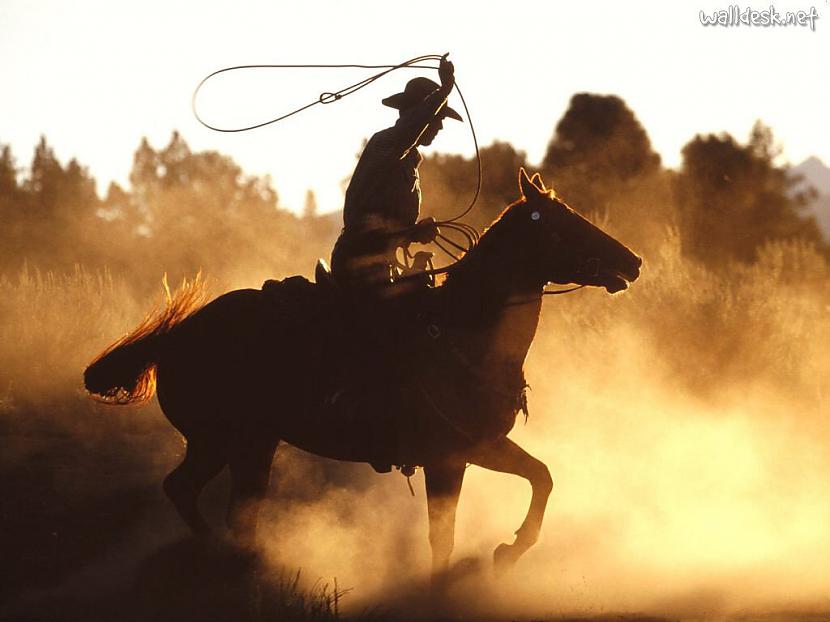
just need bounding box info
[84,168,641,578]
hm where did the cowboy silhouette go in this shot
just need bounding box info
[330,55,462,291]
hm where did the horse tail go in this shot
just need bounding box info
[84,274,208,405]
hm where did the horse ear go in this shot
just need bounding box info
[518,168,538,198]
[530,172,546,191]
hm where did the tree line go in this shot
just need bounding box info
[421,93,825,265]
[1,93,825,291]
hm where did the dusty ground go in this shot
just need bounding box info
[3,401,830,622]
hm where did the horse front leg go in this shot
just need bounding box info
[423,458,466,580]
[469,436,553,573]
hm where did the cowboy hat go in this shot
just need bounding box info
[381,77,463,121]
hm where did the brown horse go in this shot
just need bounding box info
[84,169,641,577]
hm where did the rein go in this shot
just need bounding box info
[398,221,590,300]
[543,284,586,296]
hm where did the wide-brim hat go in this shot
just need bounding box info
[381,77,463,122]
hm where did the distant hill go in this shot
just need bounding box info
[792,156,830,241]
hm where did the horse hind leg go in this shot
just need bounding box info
[226,431,280,548]
[424,458,466,581]
[163,432,229,536]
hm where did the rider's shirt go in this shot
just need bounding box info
[342,87,449,235]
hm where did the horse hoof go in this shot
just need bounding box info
[493,542,516,574]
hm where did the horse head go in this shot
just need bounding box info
[506,168,642,293]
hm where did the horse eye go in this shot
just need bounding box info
[531,211,541,221]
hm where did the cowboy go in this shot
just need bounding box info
[330,55,462,292]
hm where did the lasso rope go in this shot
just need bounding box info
[192,54,481,224]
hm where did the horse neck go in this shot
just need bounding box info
[442,245,545,369]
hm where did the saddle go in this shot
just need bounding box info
[261,259,337,321]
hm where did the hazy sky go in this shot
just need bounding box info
[1,0,828,213]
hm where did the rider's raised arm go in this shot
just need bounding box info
[342,58,455,234]
[387,58,455,160]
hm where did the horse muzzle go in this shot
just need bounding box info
[601,254,642,293]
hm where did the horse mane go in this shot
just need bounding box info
[84,274,208,404]
[441,197,529,285]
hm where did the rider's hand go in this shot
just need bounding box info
[411,251,434,272]
[438,55,455,90]
[411,217,440,244]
